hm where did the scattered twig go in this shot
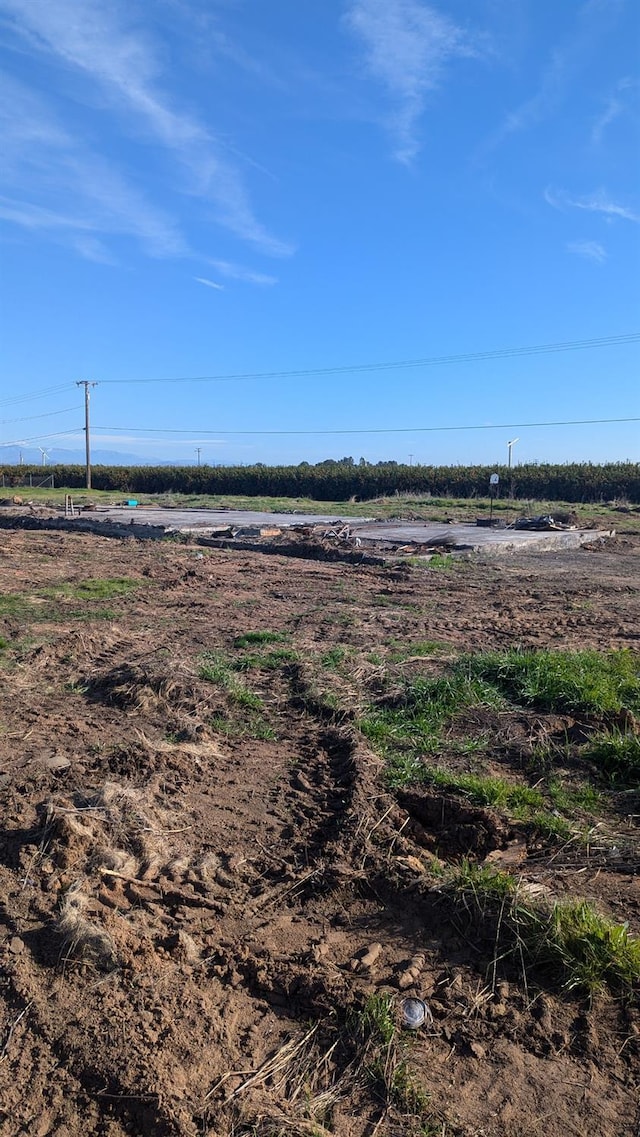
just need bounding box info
[0,1001,33,1062]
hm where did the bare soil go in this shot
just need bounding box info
[1,530,639,1137]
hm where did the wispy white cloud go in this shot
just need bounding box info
[0,0,291,256]
[545,186,640,223]
[344,0,482,163]
[567,239,607,263]
[591,77,638,144]
[0,74,188,260]
[90,433,229,448]
[484,0,624,153]
[194,276,224,291]
[207,259,278,286]
[492,50,565,144]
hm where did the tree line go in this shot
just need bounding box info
[2,460,639,502]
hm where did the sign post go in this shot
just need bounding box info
[489,473,499,522]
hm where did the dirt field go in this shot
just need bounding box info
[1,529,639,1137]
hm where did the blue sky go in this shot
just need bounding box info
[0,0,639,467]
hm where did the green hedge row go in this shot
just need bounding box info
[2,461,639,503]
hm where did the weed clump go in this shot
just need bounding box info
[448,861,640,995]
[199,652,264,709]
[584,731,640,784]
[233,630,287,648]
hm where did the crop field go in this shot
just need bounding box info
[1,525,639,1136]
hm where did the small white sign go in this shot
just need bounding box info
[489,473,500,486]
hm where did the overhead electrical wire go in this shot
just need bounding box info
[94,332,640,385]
[0,406,80,425]
[3,332,637,405]
[0,382,76,409]
[0,428,83,447]
[93,414,640,438]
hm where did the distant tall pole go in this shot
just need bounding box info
[507,437,519,469]
[195,447,202,467]
[409,453,413,467]
[77,381,98,490]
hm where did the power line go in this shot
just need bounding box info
[0,427,83,447]
[0,383,74,409]
[0,406,80,426]
[91,331,640,385]
[1,333,637,407]
[93,414,640,438]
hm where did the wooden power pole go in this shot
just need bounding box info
[77,381,98,490]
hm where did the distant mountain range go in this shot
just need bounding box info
[0,446,203,467]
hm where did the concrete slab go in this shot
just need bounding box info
[348,521,612,555]
[0,506,613,556]
[90,507,369,530]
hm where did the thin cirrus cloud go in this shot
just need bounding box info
[194,276,224,291]
[545,186,640,224]
[344,0,482,164]
[567,240,607,264]
[207,259,279,287]
[0,77,188,263]
[0,0,291,260]
[591,78,638,145]
[483,0,625,155]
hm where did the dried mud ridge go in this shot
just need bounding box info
[1,531,640,1136]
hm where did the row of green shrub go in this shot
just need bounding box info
[2,461,639,502]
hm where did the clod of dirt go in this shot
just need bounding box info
[351,942,383,971]
[397,951,426,990]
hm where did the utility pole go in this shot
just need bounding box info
[409,453,414,467]
[507,437,519,469]
[77,381,98,490]
[195,447,202,467]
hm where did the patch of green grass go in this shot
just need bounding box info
[42,577,139,601]
[320,645,349,670]
[583,731,640,784]
[198,653,231,685]
[0,635,9,652]
[199,651,264,709]
[360,672,505,771]
[548,779,603,815]
[465,649,640,716]
[450,859,517,901]
[232,648,298,671]
[543,900,640,992]
[0,593,33,619]
[417,768,545,812]
[233,630,287,648]
[427,553,456,571]
[526,811,572,840]
[354,992,395,1047]
[350,994,429,1115]
[448,861,640,994]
